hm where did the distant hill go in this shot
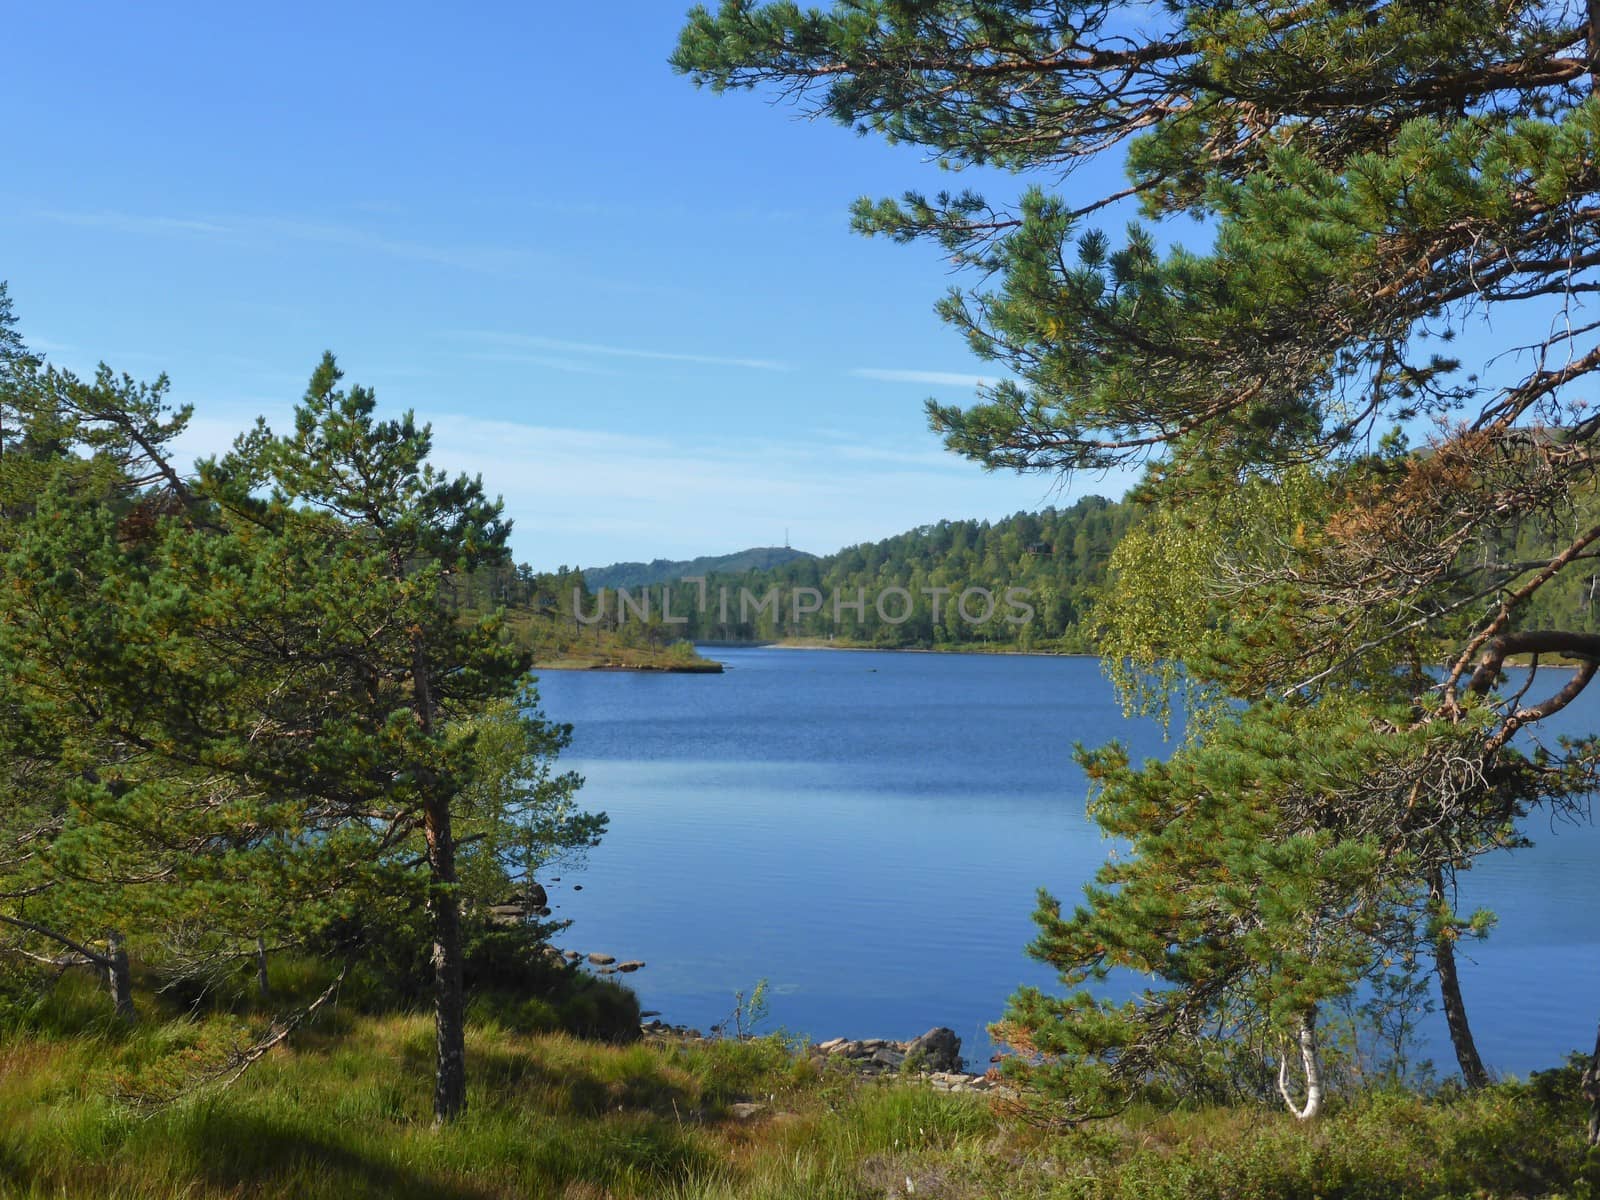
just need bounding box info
[593,496,1142,652]
[581,546,815,592]
[462,487,1600,663]
[454,500,1140,662]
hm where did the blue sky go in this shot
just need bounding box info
[2,1,1141,568]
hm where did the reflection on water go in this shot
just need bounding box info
[534,648,1599,1074]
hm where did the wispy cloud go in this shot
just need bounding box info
[830,443,963,470]
[453,330,794,373]
[23,334,75,355]
[410,415,1114,567]
[851,368,999,388]
[35,208,550,276]
[254,217,549,274]
[522,196,820,227]
[461,350,626,378]
[166,399,1126,569]
[39,210,232,238]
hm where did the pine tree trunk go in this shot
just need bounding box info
[255,935,271,1001]
[425,794,468,1122]
[1581,1017,1600,1146]
[106,930,135,1025]
[1430,869,1489,1088]
[1435,933,1488,1088]
[1588,0,1600,88]
[412,629,466,1123]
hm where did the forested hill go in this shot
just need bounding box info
[615,494,1600,652]
[581,546,814,592]
[602,497,1143,652]
[450,498,1137,661]
[468,490,1600,662]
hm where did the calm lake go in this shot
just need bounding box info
[535,646,1600,1075]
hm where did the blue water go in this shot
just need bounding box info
[533,647,1600,1075]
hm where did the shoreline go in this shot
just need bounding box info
[534,643,1586,674]
[532,660,724,674]
[700,639,1097,660]
[711,642,1590,670]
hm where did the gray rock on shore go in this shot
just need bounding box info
[813,1028,961,1072]
[804,1027,1005,1093]
[906,1026,963,1073]
[633,1021,1005,1095]
[487,904,527,927]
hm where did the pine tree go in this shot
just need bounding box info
[0,304,200,1024]
[677,1,1600,1126]
[184,353,584,1121]
[0,299,600,1118]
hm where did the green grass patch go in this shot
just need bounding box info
[0,1007,1593,1199]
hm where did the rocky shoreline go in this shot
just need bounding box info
[542,930,1006,1096]
[637,1018,1007,1096]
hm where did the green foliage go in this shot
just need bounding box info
[712,978,771,1040]
[1094,468,1337,722]
[678,0,1577,479]
[1061,1084,1587,1200]
[0,1007,1590,1198]
[583,497,1139,651]
[582,546,813,592]
[675,0,1600,1130]
[995,698,1467,1118]
[461,947,642,1044]
[0,968,132,1041]
[453,692,600,903]
[0,299,603,1118]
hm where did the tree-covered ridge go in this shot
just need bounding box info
[439,562,719,670]
[581,545,814,592]
[471,485,1600,663]
[568,496,1140,652]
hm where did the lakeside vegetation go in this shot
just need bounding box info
[671,0,1600,1170]
[0,307,609,1123]
[568,498,1141,654]
[556,483,1600,661]
[448,500,1143,666]
[2,970,1593,1199]
[447,564,723,671]
[13,0,1600,1192]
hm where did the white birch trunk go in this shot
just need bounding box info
[1276,1010,1324,1121]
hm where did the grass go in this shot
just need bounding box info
[1,977,1596,1198]
[487,607,724,672]
[532,650,724,673]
